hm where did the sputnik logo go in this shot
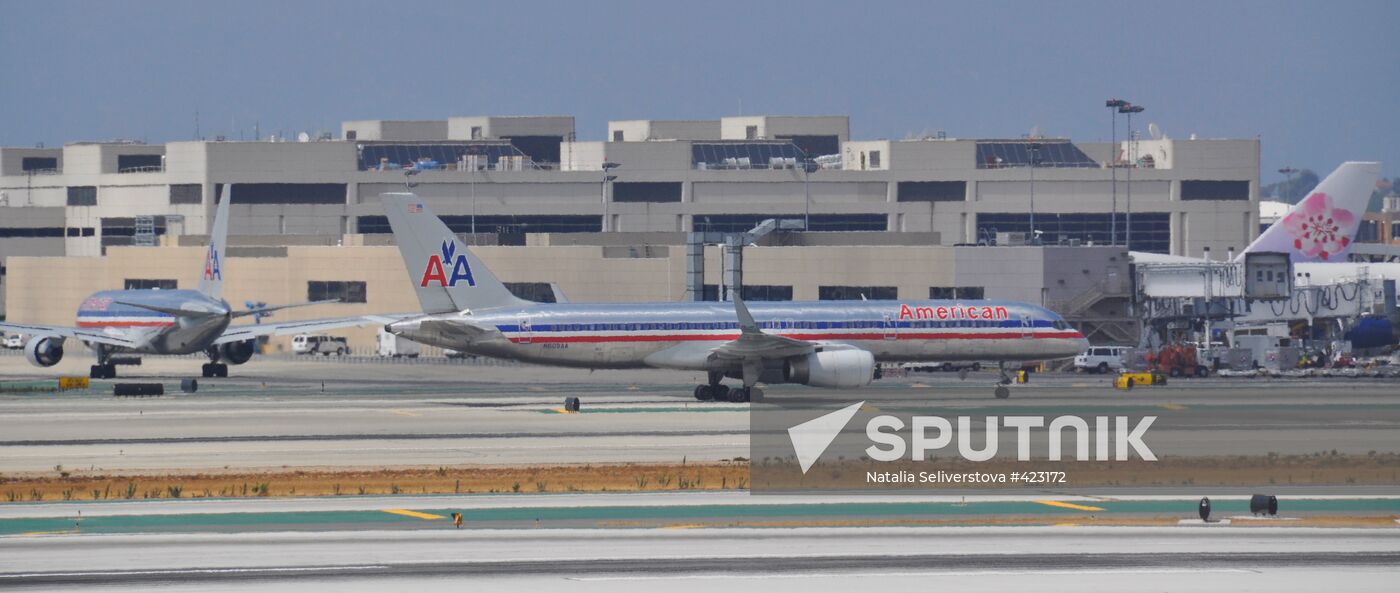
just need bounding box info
[788,401,865,474]
[203,243,221,281]
[420,240,476,288]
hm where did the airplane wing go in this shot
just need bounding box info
[231,299,341,319]
[0,321,137,348]
[708,296,817,361]
[211,316,377,345]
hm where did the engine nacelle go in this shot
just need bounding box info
[24,336,65,368]
[783,349,876,388]
[219,340,256,365]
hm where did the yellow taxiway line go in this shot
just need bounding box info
[1034,500,1106,512]
[383,509,445,520]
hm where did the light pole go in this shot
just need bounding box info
[470,171,477,236]
[1106,98,1128,245]
[601,161,620,232]
[1028,141,1039,242]
[802,159,818,230]
[1118,103,1144,249]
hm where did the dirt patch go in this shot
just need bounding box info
[1,462,750,502]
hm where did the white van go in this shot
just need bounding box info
[375,329,420,358]
[1074,346,1130,374]
[2,333,23,350]
[292,334,349,356]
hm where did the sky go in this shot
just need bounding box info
[1,0,1396,184]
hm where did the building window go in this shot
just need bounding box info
[1392,224,1400,240]
[230,183,346,204]
[700,284,793,302]
[471,126,483,140]
[1358,220,1380,242]
[504,282,558,303]
[929,287,982,299]
[745,125,758,140]
[1181,180,1249,201]
[613,130,625,142]
[868,150,881,169]
[21,157,58,172]
[345,130,357,140]
[357,215,602,236]
[66,186,97,206]
[117,154,163,173]
[897,181,966,202]
[612,182,682,203]
[169,184,203,205]
[124,279,177,290]
[976,212,1171,254]
[819,286,897,300]
[308,280,367,303]
[694,213,886,233]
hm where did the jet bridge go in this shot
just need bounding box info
[686,218,805,301]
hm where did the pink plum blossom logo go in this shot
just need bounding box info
[1283,192,1355,260]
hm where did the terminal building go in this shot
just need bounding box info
[0,114,1261,350]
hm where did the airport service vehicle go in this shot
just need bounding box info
[375,328,420,358]
[1115,371,1167,390]
[0,187,370,379]
[377,194,1088,405]
[2,333,23,350]
[293,334,349,356]
[1074,346,1130,374]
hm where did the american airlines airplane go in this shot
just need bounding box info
[378,194,1088,405]
[0,188,370,379]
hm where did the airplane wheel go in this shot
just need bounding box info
[201,364,213,378]
[994,386,1011,399]
[728,387,747,403]
[694,385,713,401]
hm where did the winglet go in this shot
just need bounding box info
[734,294,760,334]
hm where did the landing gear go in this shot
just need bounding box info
[90,345,117,379]
[563,396,581,412]
[993,362,1014,399]
[203,347,229,378]
[724,386,762,403]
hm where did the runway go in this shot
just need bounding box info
[3,522,1398,590]
[3,356,1400,474]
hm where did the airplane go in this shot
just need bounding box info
[0,187,372,379]
[377,193,1089,406]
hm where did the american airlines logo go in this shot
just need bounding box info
[788,404,1156,474]
[420,241,476,288]
[204,243,222,281]
[898,304,1010,321]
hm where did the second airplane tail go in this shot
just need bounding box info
[1240,161,1381,263]
[381,193,528,314]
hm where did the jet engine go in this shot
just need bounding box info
[783,349,875,388]
[219,340,256,365]
[24,336,65,367]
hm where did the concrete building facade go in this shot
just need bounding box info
[1,113,1258,320]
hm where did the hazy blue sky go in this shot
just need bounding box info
[2,0,1396,183]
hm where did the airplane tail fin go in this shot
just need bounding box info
[381,193,528,314]
[197,184,231,299]
[1240,161,1381,262]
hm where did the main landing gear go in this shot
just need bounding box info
[89,345,117,379]
[202,347,228,378]
[692,372,761,403]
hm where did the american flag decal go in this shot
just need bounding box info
[407,203,423,213]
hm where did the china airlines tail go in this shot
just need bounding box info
[381,193,527,314]
[1239,161,1381,263]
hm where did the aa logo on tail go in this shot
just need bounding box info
[204,244,222,281]
[421,240,476,287]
